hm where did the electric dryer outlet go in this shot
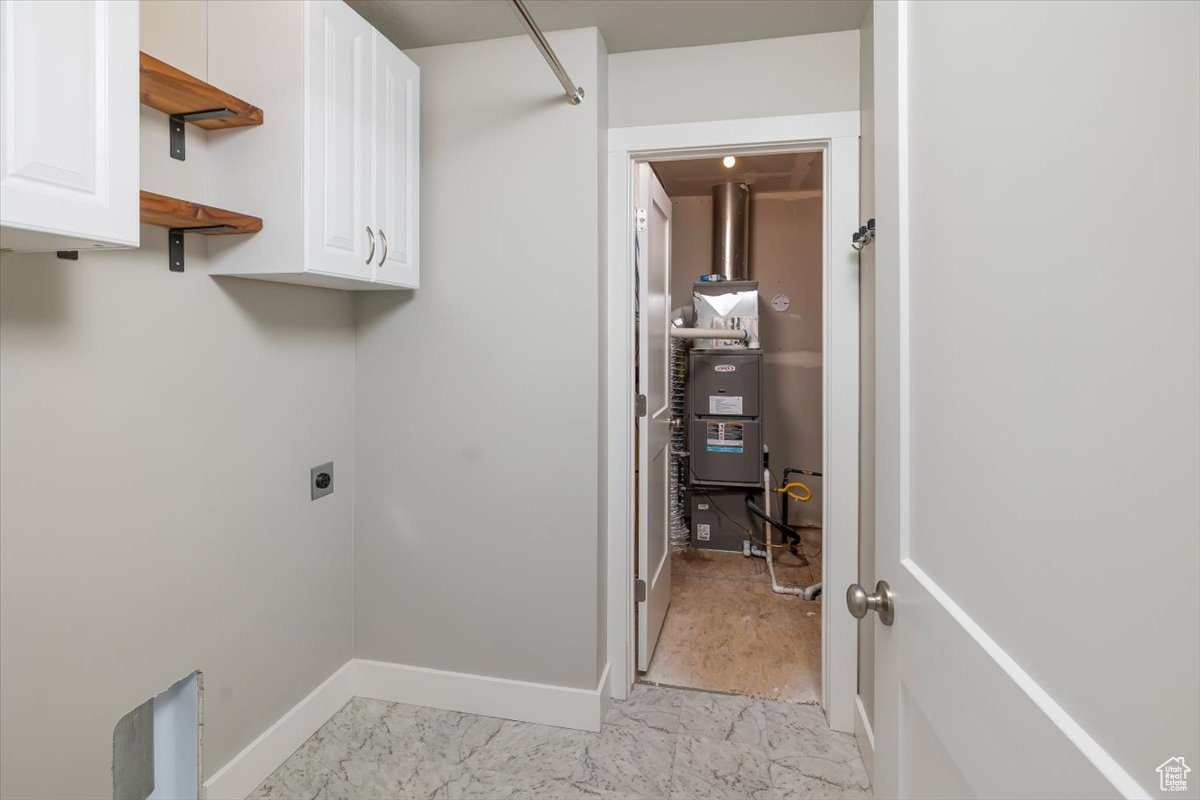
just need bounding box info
[311,462,334,500]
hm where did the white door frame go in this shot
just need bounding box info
[604,111,861,732]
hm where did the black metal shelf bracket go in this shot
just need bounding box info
[169,108,236,161]
[168,225,236,272]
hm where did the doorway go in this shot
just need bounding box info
[605,112,862,732]
[638,151,826,703]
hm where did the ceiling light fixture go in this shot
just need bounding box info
[722,156,736,168]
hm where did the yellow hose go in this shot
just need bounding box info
[776,481,812,503]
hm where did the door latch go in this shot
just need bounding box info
[635,579,647,602]
[636,394,647,417]
[635,208,648,232]
[846,580,895,625]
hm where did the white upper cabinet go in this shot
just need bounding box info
[305,0,374,282]
[207,0,420,290]
[0,0,139,252]
[371,29,420,287]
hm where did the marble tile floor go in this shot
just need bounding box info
[249,683,871,800]
[643,542,823,703]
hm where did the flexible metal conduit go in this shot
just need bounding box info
[508,0,585,105]
[668,336,690,551]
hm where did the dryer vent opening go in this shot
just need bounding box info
[113,671,202,800]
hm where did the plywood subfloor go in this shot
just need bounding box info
[641,530,822,704]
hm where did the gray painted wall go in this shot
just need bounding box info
[856,5,876,728]
[608,31,858,128]
[0,3,356,797]
[670,194,825,525]
[353,28,608,690]
[0,16,863,794]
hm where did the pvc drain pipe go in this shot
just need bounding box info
[668,327,748,341]
[759,468,820,601]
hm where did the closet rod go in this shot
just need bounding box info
[508,0,585,105]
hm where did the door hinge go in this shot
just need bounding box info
[636,394,647,417]
[635,579,647,602]
[635,207,648,232]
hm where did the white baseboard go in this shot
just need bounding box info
[854,693,876,786]
[203,660,356,800]
[597,661,613,722]
[203,659,611,800]
[357,658,610,733]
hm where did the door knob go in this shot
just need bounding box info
[846,580,895,626]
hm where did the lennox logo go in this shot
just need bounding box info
[1157,757,1190,792]
[714,365,737,373]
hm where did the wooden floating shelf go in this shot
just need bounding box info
[140,191,262,234]
[139,51,263,160]
[139,51,263,128]
[140,191,262,272]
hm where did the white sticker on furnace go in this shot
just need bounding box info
[709,395,743,415]
[696,523,711,541]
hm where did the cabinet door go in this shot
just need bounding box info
[304,0,374,280]
[371,32,419,287]
[0,0,139,251]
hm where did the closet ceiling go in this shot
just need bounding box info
[651,152,823,198]
[347,0,868,54]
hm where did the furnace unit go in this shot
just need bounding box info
[687,347,762,487]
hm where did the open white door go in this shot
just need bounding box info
[867,2,1198,798]
[636,163,672,671]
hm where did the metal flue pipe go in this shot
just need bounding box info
[712,183,751,280]
[508,0,585,105]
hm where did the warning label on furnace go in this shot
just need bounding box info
[706,421,744,453]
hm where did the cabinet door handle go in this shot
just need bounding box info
[378,229,388,266]
[365,226,376,264]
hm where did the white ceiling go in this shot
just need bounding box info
[651,153,822,197]
[346,0,868,54]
